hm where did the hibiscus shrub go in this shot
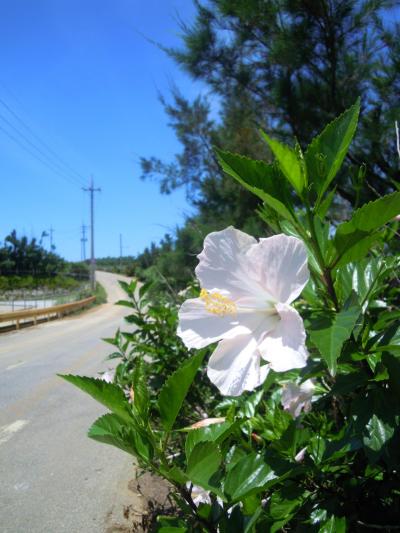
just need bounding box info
[61,99,400,531]
[101,280,217,424]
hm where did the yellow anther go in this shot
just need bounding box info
[200,289,237,316]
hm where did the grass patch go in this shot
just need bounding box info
[94,281,107,304]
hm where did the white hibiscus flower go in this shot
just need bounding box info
[281,379,315,418]
[177,226,310,396]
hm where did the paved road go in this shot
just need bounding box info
[0,271,141,533]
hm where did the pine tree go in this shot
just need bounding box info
[136,0,400,288]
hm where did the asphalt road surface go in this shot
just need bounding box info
[0,271,141,533]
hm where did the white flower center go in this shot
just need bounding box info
[200,289,237,316]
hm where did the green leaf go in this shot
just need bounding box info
[215,148,295,222]
[319,515,346,533]
[329,191,400,268]
[131,357,150,421]
[59,375,133,424]
[166,466,188,484]
[88,413,152,461]
[115,299,135,308]
[316,187,336,218]
[185,420,236,459]
[118,279,137,296]
[363,414,395,453]
[157,516,188,533]
[309,306,361,376]
[305,99,360,201]
[157,526,188,533]
[186,442,222,492]
[334,257,394,307]
[269,485,304,520]
[158,350,206,431]
[224,453,277,501]
[280,219,323,275]
[260,131,305,195]
[244,506,263,533]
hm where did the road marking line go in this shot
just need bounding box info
[0,420,29,446]
[6,361,25,370]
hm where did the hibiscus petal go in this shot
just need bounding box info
[177,297,255,349]
[195,226,260,299]
[259,303,308,372]
[246,234,309,304]
[207,334,270,396]
[281,379,315,418]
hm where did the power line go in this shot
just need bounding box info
[0,111,84,188]
[0,122,82,188]
[0,96,87,186]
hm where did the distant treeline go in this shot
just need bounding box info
[96,256,136,276]
[0,230,89,290]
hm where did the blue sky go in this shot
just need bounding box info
[0,0,202,261]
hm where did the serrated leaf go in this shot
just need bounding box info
[215,148,295,222]
[158,350,205,431]
[186,442,222,492]
[329,191,400,268]
[305,99,360,201]
[309,306,361,376]
[88,413,152,461]
[224,453,277,501]
[59,374,133,424]
[260,131,305,195]
[132,357,149,421]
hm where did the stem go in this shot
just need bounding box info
[177,485,218,533]
[305,206,339,311]
[323,268,339,311]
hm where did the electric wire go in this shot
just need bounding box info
[0,122,84,188]
[0,111,85,188]
[0,96,87,186]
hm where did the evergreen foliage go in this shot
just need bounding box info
[0,229,65,276]
[133,0,399,288]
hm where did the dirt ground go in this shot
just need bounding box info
[105,471,174,533]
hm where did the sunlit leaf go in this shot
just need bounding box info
[305,99,360,201]
[260,131,305,195]
[215,148,296,222]
[309,305,361,375]
[59,374,133,424]
[158,350,206,431]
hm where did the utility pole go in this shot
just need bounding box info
[49,226,54,250]
[80,224,88,261]
[83,177,101,291]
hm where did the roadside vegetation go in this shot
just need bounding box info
[63,2,400,530]
[0,229,90,293]
[94,281,107,305]
[64,101,400,531]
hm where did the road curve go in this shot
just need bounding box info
[0,271,140,533]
